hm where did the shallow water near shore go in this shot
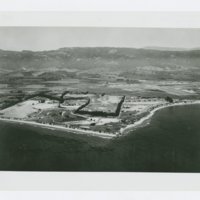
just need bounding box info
[0,104,200,172]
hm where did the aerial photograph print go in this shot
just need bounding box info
[0,27,200,172]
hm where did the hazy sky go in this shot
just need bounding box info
[0,27,200,51]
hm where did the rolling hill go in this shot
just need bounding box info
[0,47,200,81]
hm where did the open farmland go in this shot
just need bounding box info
[63,92,95,99]
[60,99,88,110]
[29,108,85,124]
[0,97,59,119]
[67,117,120,126]
[121,96,166,114]
[81,95,123,113]
[119,96,167,125]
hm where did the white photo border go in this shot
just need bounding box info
[0,11,200,191]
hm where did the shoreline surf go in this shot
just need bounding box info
[0,118,115,139]
[0,100,200,139]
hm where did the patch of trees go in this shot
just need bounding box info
[115,96,125,116]
[75,98,90,113]
[75,96,125,117]
[60,91,69,101]
[165,96,173,103]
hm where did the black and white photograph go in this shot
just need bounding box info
[1,26,200,172]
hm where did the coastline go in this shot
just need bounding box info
[0,117,115,139]
[120,100,200,134]
[0,100,200,139]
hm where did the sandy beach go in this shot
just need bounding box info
[0,117,115,139]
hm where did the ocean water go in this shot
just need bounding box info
[0,104,200,172]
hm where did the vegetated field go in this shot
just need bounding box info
[89,122,123,134]
[0,97,59,119]
[121,96,165,114]
[119,97,166,124]
[60,99,88,110]
[29,108,85,124]
[68,117,120,126]
[45,79,80,84]
[63,92,94,99]
[82,95,122,113]
[23,84,45,89]
[108,80,200,96]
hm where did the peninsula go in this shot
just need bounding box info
[0,91,199,139]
